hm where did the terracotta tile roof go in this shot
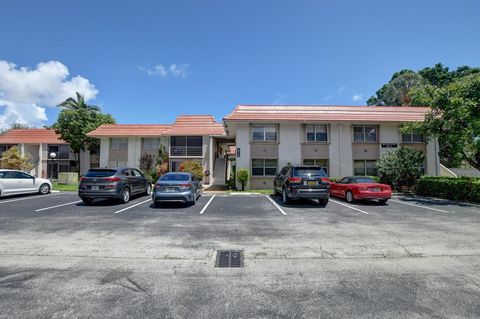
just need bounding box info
[87,124,172,137]
[167,115,225,136]
[0,129,67,144]
[87,115,226,137]
[223,105,431,123]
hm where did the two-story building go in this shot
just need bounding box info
[86,115,229,185]
[0,128,97,178]
[223,105,438,190]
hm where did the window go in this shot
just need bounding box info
[14,171,33,179]
[252,159,277,176]
[306,125,328,142]
[353,125,377,142]
[0,171,15,179]
[142,138,160,151]
[170,136,202,156]
[418,161,426,175]
[302,159,329,176]
[252,125,277,141]
[47,145,69,159]
[0,144,14,155]
[402,132,424,143]
[132,169,143,177]
[110,138,128,151]
[354,160,378,176]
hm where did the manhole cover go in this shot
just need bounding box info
[215,250,243,268]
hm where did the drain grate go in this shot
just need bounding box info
[215,250,243,268]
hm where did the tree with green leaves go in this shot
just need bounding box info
[58,92,101,112]
[52,93,115,174]
[404,73,480,170]
[236,169,249,191]
[367,70,425,106]
[376,147,425,190]
[0,146,34,171]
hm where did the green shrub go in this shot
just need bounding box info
[237,169,249,191]
[178,161,204,181]
[416,176,480,203]
[376,147,425,190]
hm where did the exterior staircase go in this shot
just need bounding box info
[212,158,226,185]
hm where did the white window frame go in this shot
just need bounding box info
[252,124,277,142]
[251,158,278,176]
[142,138,161,151]
[353,125,378,143]
[110,138,128,151]
[305,124,328,143]
[401,132,424,143]
[353,160,378,176]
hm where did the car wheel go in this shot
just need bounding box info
[82,198,94,205]
[144,184,152,196]
[379,199,388,205]
[282,188,290,204]
[39,183,50,195]
[346,191,355,203]
[318,198,329,206]
[120,187,131,204]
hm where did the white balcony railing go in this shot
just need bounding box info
[170,146,203,157]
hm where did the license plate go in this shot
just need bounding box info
[307,181,317,186]
[371,188,381,192]
[164,187,176,192]
[91,186,99,191]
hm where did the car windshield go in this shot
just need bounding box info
[293,167,327,178]
[353,177,376,183]
[160,173,190,181]
[85,169,117,177]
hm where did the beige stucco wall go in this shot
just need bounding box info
[329,124,353,177]
[278,123,301,167]
[235,123,251,190]
[352,143,380,160]
[250,176,274,190]
[250,143,279,158]
[301,144,329,160]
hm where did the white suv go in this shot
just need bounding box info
[0,169,52,197]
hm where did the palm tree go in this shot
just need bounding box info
[58,92,101,112]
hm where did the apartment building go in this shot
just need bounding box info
[0,129,96,178]
[87,115,230,185]
[223,105,439,190]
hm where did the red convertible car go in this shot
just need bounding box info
[330,176,392,204]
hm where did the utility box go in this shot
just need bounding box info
[58,172,78,185]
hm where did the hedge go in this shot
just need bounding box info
[416,176,480,203]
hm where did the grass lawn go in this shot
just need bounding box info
[229,189,273,195]
[52,182,78,192]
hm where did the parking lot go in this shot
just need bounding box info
[1,191,479,318]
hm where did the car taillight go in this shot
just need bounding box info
[154,184,162,189]
[105,177,121,182]
[288,177,302,183]
[80,177,86,182]
[320,177,330,183]
[179,184,192,188]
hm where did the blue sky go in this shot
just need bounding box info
[0,0,479,127]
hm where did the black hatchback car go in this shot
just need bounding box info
[78,168,151,205]
[273,165,330,205]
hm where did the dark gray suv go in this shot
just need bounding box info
[273,165,330,205]
[79,168,151,205]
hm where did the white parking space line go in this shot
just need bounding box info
[35,200,82,212]
[199,194,216,215]
[330,199,370,215]
[389,199,450,214]
[113,199,152,214]
[0,193,63,204]
[265,195,287,216]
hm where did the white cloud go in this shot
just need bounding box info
[142,64,190,78]
[0,60,98,129]
[352,94,363,102]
